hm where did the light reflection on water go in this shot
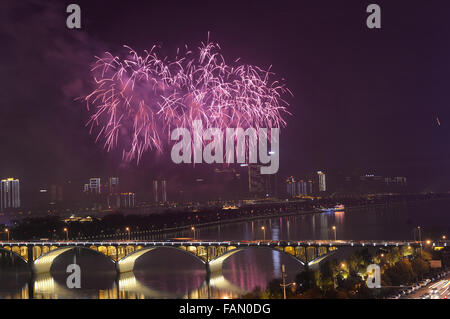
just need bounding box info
[1,199,449,299]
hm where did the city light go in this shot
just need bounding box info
[332,226,336,241]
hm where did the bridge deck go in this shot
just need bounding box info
[1,240,448,247]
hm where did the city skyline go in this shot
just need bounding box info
[0,1,449,195]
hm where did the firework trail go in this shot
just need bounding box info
[84,38,292,162]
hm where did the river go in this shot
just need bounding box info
[1,199,449,299]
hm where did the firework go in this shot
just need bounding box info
[84,38,291,162]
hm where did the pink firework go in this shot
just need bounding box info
[84,39,291,162]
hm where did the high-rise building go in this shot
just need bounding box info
[317,171,326,192]
[307,180,313,194]
[50,184,63,203]
[153,180,159,203]
[120,192,135,208]
[248,164,265,196]
[298,180,307,196]
[106,177,120,209]
[1,178,20,211]
[89,178,101,194]
[385,176,407,186]
[161,180,167,203]
[109,177,119,193]
[286,176,297,197]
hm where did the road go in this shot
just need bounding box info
[406,274,450,299]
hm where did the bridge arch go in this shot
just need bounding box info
[117,245,206,273]
[208,246,306,276]
[0,246,28,265]
[33,246,115,274]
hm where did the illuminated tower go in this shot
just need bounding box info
[1,178,20,211]
[107,177,120,209]
[307,180,313,194]
[317,171,326,192]
[161,180,167,203]
[153,180,159,203]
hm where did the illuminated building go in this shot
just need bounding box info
[308,180,313,194]
[385,176,407,186]
[120,192,135,208]
[286,176,297,197]
[153,180,158,203]
[287,177,313,197]
[248,164,265,196]
[89,178,101,194]
[109,177,119,193]
[107,177,120,209]
[1,178,20,211]
[161,180,167,203]
[50,184,63,203]
[317,171,326,192]
[298,180,307,196]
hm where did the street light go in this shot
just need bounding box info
[332,226,336,241]
[125,227,131,241]
[261,226,266,241]
[443,235,447,240]
[417,226,422,255]
[5,228,9,241]
[63,227,68,241]
[280,264,296,299]
[191,226,196,240]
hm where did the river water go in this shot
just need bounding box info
[1,199,449,299]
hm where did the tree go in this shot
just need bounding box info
[296,287,323,299]
[319,260,337,291]
[411,257,430,280]
[241,286,262,299]
[384,259,415,285]
[265,278,283,299]
[295,269,315,292]
[386,247,402,266]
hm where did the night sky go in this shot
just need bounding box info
[1,0,449,200]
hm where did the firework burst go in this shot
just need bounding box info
[84,38,292,162]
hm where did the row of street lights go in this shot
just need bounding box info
[2,223,447,243]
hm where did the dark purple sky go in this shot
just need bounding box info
[1,0,449,196]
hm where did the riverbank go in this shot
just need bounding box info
[100,196,450,241]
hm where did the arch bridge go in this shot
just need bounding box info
[0,240,445,276]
